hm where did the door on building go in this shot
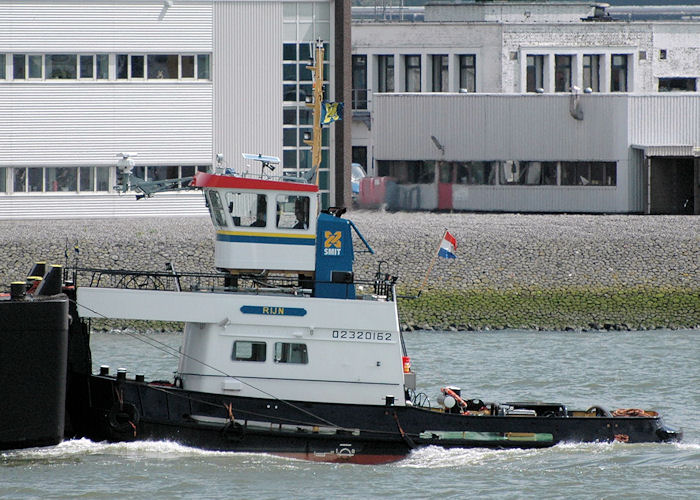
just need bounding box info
[352,146,367,172]
[437,162,454,211]
[649,158,695,214]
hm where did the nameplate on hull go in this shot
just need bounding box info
[240,305,307,316]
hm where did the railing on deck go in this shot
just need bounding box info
[66,266,396,301]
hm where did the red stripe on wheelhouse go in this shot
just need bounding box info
[192,172,318,192]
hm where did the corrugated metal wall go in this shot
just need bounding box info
[213,1,283,175]
[0,192,208,219]
[629,95,700,147]
[374,94,630,161]
[0,0,212,51]
[0,84,212,166]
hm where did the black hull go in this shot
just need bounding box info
[68,374,681,464]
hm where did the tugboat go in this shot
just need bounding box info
[61,154,681,464]
[40,41,683,463]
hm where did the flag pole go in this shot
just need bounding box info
[417,228,448,297]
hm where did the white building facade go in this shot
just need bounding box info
[351,2,700,214]
[0,0,349,219]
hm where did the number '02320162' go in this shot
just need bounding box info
[331,330,392,341]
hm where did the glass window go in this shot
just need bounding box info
[561,162,616,186]
[45,167,77,192]
[455,162,496,185]
[611,54,628,92]
[352,55,367,109]
[431,55,448,92]
[96,54,109,79]
[582,55,600,92]
[80,55,93,79]
[206,190,227,228]
[283,149,297,170]
[28,55,42,79]
[0,167,5,192]
[130,55,145,79]
[197,54,210,80]
[28,167,43,191]
[13,54,26,80]
[459,55,476,92]
[658,77,696,92]
[283,84,297,102]
[377,55,394,93]
[116,54,128,79]
[526,55,544,92]
[226,192,266,227]
[45,54,76,79]
[405,55,421,92]
[274,342,308,364]
[283,127,297,147]
[283,62,296,81]
[497,161,558,185]
[232,341,266,362]
[79,167,94,191]
[277,195,310,230]
[283,43,297,61]
[283,107,297,125]
[554,55,572,92]
[96,167,110,191]
[13,168,26,192]
[0,54,5,79]
[181,55,195,78]
[148,54,178,79]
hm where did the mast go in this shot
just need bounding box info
[304,40,324,186]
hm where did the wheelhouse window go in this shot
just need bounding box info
[526,55,544,92]
[431,54,448,92]
[610,54,629,92]
[274,342,308,364]
[352,55,367,109]
[405,55,421,92]
[226,192,267,227]
[582,54,600,92]
[554,55,572,92]
[232,341,267,362]
[377,55,394,93]
[276,194,310,230]
[459,54,476,92]
[658,77,696,92]
[206,190,227,228]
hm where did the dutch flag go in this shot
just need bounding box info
[438,231,457,259]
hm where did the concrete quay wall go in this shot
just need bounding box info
[1,213,697,331]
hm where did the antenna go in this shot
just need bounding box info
[242,153,280,174]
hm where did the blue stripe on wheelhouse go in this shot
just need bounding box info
[216,233,316,246]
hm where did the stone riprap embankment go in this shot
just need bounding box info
[0,213,698,331]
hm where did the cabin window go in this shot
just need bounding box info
[226,192,267,227]
[276,195,310,230]
[232,341,267,362]
[274,342,308,364]
[206,190,227,228]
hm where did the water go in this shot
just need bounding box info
[2,330,698,499]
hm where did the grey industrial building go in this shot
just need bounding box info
[351,2,700,214]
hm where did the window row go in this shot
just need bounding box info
[1,165,207,193]
[0,53,211,81]
[207,191,312,230]
[377,160,617,187]
[352,53,477,108]
[526,53,629,93]
[232,340,308,364]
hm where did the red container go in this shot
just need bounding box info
[358,176,395,208]
[402,356,411,373]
